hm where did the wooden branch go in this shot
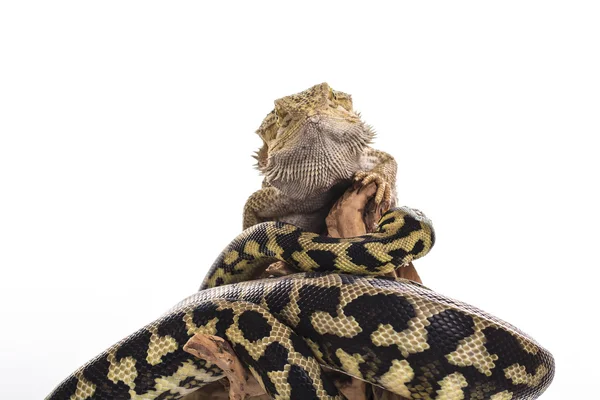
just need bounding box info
[330,370,368,400]
[183,182,422,399]
[183,334,266,400]
[325,182,422,284]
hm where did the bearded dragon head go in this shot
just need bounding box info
[254,82,374,200]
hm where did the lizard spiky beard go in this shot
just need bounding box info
[264,117,373,200]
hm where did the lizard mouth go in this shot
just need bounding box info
[264,116,373,199]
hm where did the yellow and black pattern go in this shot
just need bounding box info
[200,206,435,289]
[46,205,555,399]
[46,273,554,400]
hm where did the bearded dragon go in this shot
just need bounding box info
[244,82,397,233]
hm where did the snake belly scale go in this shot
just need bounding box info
[46,208,554,400]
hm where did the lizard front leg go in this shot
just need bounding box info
[355,147,397,208]
[243,186,294,229]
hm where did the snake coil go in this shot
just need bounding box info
[46,207,554,399]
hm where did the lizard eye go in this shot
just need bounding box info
[275,107,288,125]
[329,88,338,100]
[275,106,284,118]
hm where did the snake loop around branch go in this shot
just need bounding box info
[46,207,554,400]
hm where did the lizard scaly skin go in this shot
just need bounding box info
[245,82,397,232]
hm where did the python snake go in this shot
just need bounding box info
[46,207,554,399]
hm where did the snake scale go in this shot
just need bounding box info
[46,207,554,400]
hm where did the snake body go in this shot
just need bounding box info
[201,207,434,289]
[46,208,554,399]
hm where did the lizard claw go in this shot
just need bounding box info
[354,171,391,206]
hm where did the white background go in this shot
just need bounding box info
[1,2,598,399]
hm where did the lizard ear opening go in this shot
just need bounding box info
[256,111,278,142]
